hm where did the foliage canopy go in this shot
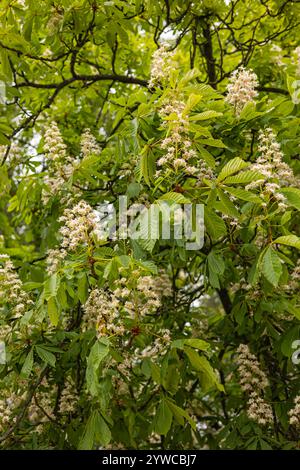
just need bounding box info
[0,0,300,450]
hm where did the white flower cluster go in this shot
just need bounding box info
[46,8,64,33]
[0,142,22,167]
[28,378,56,428]
[294,46,300,76]
[237,344,273,426]
[225,66,258,115]
[80,128,101,158]
[114,271,172,318]
[270,44,284,67]
[222,213,241,229]
[44,122,67,166]
[288,395,300,428]
[283,260,300,292]
[43,122,76,200]
[46,248,66,275]
[247,392,273,426]
[149,46,175,88]
[237,344,269,392]
[59,200,98,252]
[246,128,293,211]
[139,329,171,359]
[156,98,214,182]
[59,380,78,414]
[0,392,20,432]
[0,256,33,318]
[83,288,124,338]
[0,323,11,340]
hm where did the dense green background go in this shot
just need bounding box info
[0,0,300,450]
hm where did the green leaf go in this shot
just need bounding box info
[171,338,209,351]
[20,348,34,379]
[35,345,56,367]
[184,347,224,392]
[224,187,262,204]
[196,145,216,168]
[217,157,249,182]
[78,411,110,450]
[47,297,59,326]
[190,110,222,121]
[185,338,210,350]
[261,246,283,287]
[260,439,272,450]
[0,132,10,145]
[207,251,225,288]
[159,192,190,204]
[86,339,110,396]
[279,188,300,211]
[274,235,300,249]
[94,412,111,447]
[204,209,227,239]
[154,398,173,435]
[179,68,201,85]
[223,170,264,185]
[44,274,60,301]
[217,189,239,218]
[150,361,161,384]
[140,145,156,186]
[198,138,226,148]
[239,101,262,121]
[166,399,196,430]
[78,421,94,450]
[77,273,88,303]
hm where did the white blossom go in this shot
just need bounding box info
[225,67,258,115]
[149,46,175,87]
[59,200,98,252]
